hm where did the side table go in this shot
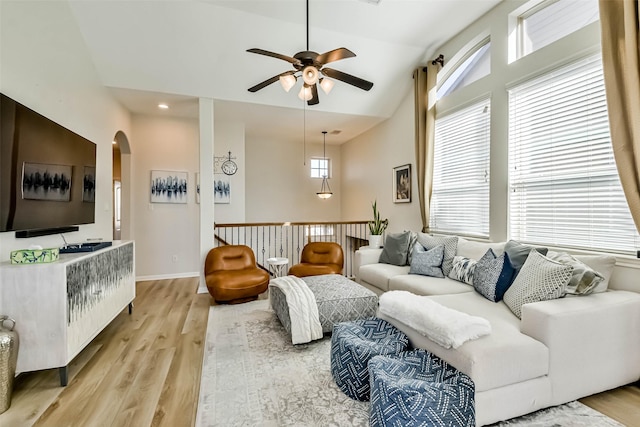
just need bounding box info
[267,257,289,277]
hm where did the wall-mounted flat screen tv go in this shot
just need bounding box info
[1,93,97,234]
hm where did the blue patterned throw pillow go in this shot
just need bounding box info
[472,249,516,302]
[448,256,477,285]
[409,243,445,277]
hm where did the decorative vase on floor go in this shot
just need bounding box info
[369,235,384,249]
[0,315,18,414]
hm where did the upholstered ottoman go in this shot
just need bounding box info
[330,318,409,401]
[270,274,378,334]
[369,350,475,427]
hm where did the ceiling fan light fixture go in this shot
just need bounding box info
[298,84,313,101]
[279,74,297,92]
[320,77,335,94]
[302,65,319,85]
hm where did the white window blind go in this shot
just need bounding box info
[509,55,639,254]
[430,98,490,237]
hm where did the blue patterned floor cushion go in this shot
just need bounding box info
[369,350,475,427]
[271,274,378,334]
[331,318,409,401]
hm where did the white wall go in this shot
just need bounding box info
[341,92,422,233]
[245,136,341,222]
[131,115,200,279]
[0,0,130,260]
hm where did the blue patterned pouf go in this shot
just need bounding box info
[369,350,475,427]
[330,318,409,401]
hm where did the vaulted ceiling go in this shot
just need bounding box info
[69,0,502,144]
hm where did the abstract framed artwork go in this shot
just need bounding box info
[214,173,230,204]
[150,170,188,204]
[393,164,411,203]
[83,166,96,202]
[196,172,200,204]
[22,162,72,202]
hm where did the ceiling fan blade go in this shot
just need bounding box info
[248,71,296,93]
[316,48,356,65]
[247,48,301,66]
[322,68,374,91]
[308,84,319,105]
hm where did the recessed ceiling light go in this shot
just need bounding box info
[158,103,169,109]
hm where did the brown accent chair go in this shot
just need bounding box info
[204,245,269,304]
[288,242,344,277]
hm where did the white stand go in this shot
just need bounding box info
[0,241,135,386]
[267,257,289,278]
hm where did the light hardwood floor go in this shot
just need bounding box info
[1,278,638,426]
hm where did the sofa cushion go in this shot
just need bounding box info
[409,243,445,277]
[379,231,412,266]
[389,275,474,296]
[416,233,458,276]
[473,249,516,302]
[378,292,549,393]
[359,263,410,292]
[574,254,616,293]
[456,237,506,260]
[546,251,604,295]
[448,256,477,285]
[504,250,572,319]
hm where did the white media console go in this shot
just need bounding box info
[0,240,135,386]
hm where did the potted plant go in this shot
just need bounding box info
[368,200,388,248]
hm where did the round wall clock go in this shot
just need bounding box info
[221,151,237,175]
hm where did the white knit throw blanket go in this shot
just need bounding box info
[270,275,323,345]
[379,290,491,349]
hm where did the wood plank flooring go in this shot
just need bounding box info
[0,278,638,426]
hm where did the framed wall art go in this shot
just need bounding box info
[393,164,411,203]
[150,170,188,204]
[214,173,230,204]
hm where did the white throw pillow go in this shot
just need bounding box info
[546,251,604,295]
[573,255,616,293]
[503,249,573,319]
[448,256,477,285]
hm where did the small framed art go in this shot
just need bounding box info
[393,164,411,203]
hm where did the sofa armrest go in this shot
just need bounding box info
[354,248,383,280]
[520,291,640,404]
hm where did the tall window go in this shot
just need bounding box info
[310,158,330,178]
[430,98,491,237]
[517,0,599,58]
[509,55,639,254]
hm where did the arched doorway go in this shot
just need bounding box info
[113,130,132,240]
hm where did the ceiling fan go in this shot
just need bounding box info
[247,0,374,105]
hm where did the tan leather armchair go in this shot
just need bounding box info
[288,242,344,277]
[204,245,269,304]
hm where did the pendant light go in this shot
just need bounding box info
[317,131,333,199]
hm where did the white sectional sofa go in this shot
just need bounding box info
[355,239,640,426]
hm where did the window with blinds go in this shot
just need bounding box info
[430,98,490,237]
[508,55,639,254]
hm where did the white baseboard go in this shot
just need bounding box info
[136,272,199,282]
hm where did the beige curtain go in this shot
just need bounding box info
[414,63,438,232]
[599,0,640,232]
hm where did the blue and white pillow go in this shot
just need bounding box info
[472,249,516,302]
[409,243,445,278]
[448,256,477,285]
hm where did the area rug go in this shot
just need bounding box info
[195,299,623,427]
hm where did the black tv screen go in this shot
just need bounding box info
[0,93,97,233]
